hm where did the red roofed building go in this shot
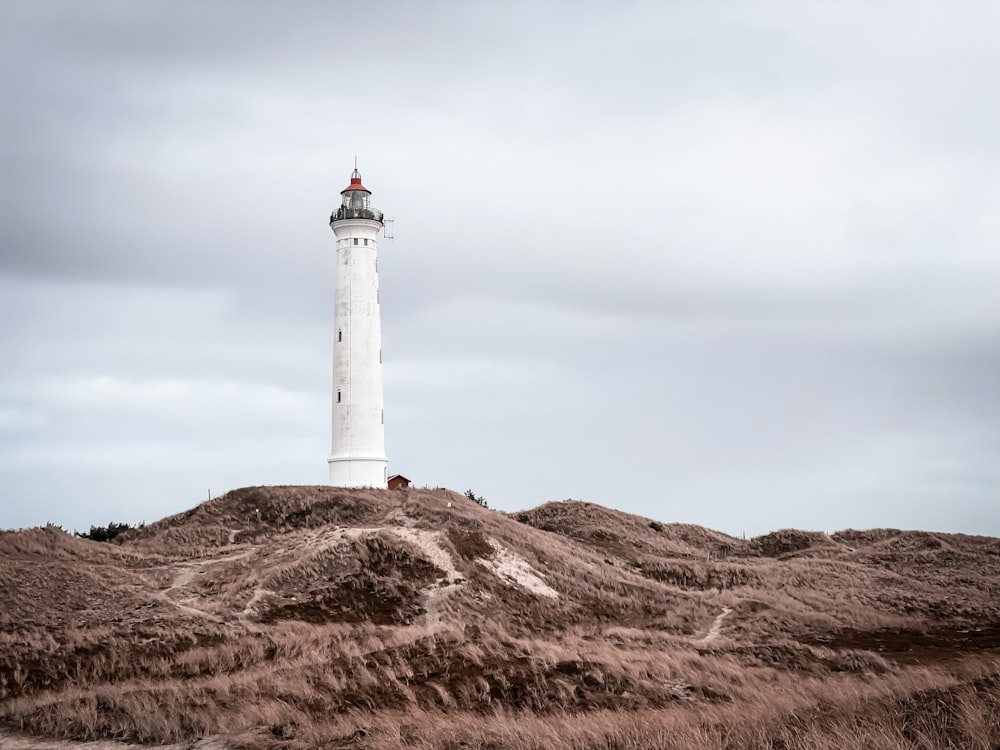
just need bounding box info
[387,474,411,490]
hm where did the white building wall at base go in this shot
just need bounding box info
[329,217,388,488]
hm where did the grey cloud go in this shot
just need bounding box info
[1,1,997,537]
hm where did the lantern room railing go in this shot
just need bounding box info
[330,206,384,223]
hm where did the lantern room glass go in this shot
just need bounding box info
[343,189,369,211]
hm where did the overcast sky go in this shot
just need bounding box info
[2,1,998,537]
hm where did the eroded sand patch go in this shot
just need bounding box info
[478,540,558,599]
[390,527,461,582]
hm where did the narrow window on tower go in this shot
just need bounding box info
[353,238,358,245]
[379,349,382,363]
[381,410,384,424]
[337,329,342,343]
[337,389,341,403]
[363,238,368,246]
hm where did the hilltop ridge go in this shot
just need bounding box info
[2,486,999,749]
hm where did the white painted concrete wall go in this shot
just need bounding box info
[329,217,388,488]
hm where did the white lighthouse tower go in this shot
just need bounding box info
[327,168,388,488]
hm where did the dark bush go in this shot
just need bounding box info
[75,521,142,543]
[464,489,489,509]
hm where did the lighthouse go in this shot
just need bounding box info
[327,168,388,488]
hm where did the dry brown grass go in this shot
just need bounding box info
[2,486,999,749]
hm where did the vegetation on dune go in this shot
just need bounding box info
[463,489,489,509]
[1,486,999,749]
[74,521,144,543]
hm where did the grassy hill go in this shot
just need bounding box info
[1,486,999,749]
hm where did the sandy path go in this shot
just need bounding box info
[697,606,733,643]
[155,550,252,623]
[389,527,464,628]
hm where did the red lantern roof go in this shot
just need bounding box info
[342,168,370,192]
